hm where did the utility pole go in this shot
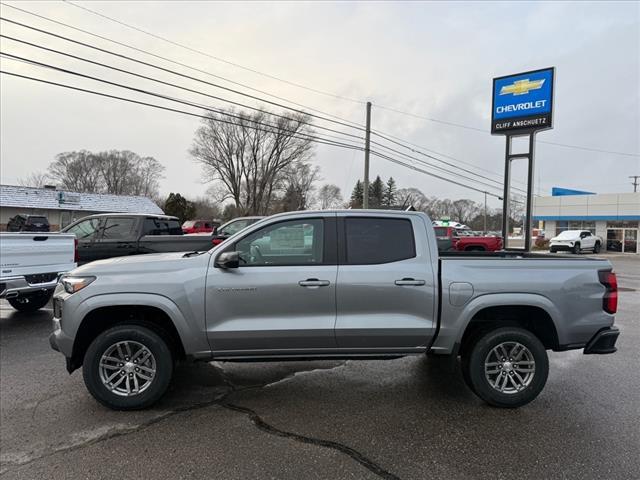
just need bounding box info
[630,175,639,193]
[362,101,372,209]
[483,191,487,234]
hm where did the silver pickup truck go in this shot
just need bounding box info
[49,210,619,410]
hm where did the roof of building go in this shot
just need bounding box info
[0,184,164,215]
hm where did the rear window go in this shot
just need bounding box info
[345,217,416,265]
[434,227,449,238]
[182,221,196,228]
[26,216,48,224]
[144,218,183,235]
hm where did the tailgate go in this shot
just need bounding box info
[0,233,76,277]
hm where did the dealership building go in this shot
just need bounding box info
[534,188,640,254]
[0,184,164,231]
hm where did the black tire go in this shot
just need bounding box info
[572,242,581,254]
[83,325,173,410]
[7,290,52,312]
[593,242,601,253]
[465,327,548,408]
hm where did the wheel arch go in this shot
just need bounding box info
[68,293,201,372]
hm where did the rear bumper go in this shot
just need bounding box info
[0,275,60,298]
[584,327,619,354]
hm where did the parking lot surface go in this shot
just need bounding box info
[1,254,638,479]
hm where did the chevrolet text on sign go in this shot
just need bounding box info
[491,67,555,134]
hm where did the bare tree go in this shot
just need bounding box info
[450,199,481,225]
[16,172,49,188]
[318,184,343,209]
[190,110,315,216]
[46,150,164,198]
[278,162,320,212]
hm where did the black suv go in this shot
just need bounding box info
[6,214,50,232]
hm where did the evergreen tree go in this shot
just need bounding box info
[383,177,397,207]
[369,175,384,208]
[349,180,363,208]
[163,193,196,223]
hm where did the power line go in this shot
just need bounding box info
[0,68,364,152]
[0,2,365,128]
[0,15,366,133]
[0,33,364,143]
[371,104,640,157]
[369,134,528,195]
[63,0,367,105]
[58,1,640,158]
[1,69,505,198]
[0,54,363,152]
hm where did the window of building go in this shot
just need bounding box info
[607,221,639,229]
[557,220,595,235]
[345,217,415,265]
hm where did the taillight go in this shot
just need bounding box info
[74,238,79,263]
[598,270,618,314]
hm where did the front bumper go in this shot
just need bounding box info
[549,243,574,252]
[584,327,619,354]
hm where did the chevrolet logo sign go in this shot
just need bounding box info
[499,78,545,96]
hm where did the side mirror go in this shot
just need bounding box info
[215,251,240,269]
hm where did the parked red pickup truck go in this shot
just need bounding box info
[456,235,503,252]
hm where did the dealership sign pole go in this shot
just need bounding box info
[492,67,555,251]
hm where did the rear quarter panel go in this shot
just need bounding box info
[432,256,614,354]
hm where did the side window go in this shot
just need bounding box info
[221,219,249,236]
[345,217,416,265]
[66,218,102,240]
[205,222,212,229]
[144,218,182,235]
[235,219,324,266]
[101,218,136,240]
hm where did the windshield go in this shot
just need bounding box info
[219,219,251,236]
[556,230,580,239]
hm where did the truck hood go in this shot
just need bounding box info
[71,252,206,275]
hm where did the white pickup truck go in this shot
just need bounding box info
[0,233,77,312]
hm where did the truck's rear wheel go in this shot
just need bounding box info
[7,291,52,312]
[83,325,173,410]
[465,327,548,408]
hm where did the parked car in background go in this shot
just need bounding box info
[210,216,264,246]
[0,232,76,311]
[455,235,504,252]
[182,219,217,234]
[61,213,215,264]
[6,214,50,232]
[50,210,619,410]
[549,230,602,254]
[433,226,460,251]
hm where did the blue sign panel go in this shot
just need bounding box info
[491,67,554,134]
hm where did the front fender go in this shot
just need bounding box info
[69,293,210,357]
[431,292,562,354]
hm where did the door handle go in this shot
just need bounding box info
[395,278,426,286]
[299,278,330,287]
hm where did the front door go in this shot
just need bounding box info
[205,215,338,355]
[92,216,139,260]
[335,215,437,350]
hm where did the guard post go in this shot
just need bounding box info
[491,67,555,251]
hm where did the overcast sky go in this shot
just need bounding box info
[1,1,638,209]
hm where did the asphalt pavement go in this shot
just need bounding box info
[1,254,638,479]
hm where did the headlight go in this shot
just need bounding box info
[61,276,96,294]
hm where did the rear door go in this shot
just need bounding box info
[92,217,139,260]
[205,215,338,354]
[335,214,437,350]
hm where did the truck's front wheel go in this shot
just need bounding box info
[465,327,548,408]
[83,325,174,410]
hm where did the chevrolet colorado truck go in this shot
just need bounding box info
[49,210,619,410]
